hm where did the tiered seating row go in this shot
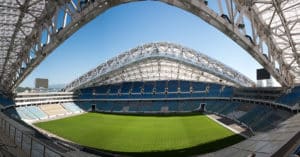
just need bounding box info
[27,106,48,119]
[77,80,300,106]
[39,104,68,116]
[233,87,282,101]
[62,103,84,113]
[276,86,300,106]
[73,99,292,132]
[5,99,293,133]
[6,103,84,121]
[76,100,200,113]
[204,101,292,132]
[77,80,234,99]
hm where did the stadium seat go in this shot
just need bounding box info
[76,81,235,100]
[132,82,143,94]
[62,103,84,113]
[121,82,132,94]
[27,106,48,119]
[168,80,179,92]
[179,81,191,92]
[276,86,300,106]
[0,93,14,107]
[155,80,167,93]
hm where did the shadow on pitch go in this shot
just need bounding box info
[82,134,245,157]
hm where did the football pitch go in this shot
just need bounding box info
[35,113,244,156]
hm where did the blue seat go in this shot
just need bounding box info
[76,102,92,111]
[96,102,112,111]
[180,81,190,92]
[121,82,132,94]
[75,81,236,101]
[221,86,233,97]
[192,82,206,92]
[132,82,143,93]
[167,101,178,111]
[276,86,300,106]
[166,93,179,98]
[109,84,121,94]
[0,93,14,107]
[95,85,109,94]
[144,81,155,93]
[168,80,178,92]
[179,93,192,98]
[155,81,166,93]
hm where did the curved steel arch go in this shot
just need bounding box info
[1,0,299,91]
[64,42,255,91]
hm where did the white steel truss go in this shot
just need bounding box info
[248,0,300,84]
[0,0,299,92]
[63,42,255,91]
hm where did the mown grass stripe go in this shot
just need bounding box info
[35,112,244,156]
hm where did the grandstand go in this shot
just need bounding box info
[0,0,300,157]
[76,80,234,99]
[0,43,298,156]
[2,78,299,156]
[0,42,299,156]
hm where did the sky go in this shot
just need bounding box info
[19,1,263,88]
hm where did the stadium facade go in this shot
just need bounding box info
[0,0,300,157]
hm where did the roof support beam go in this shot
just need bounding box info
[63,42,255,91]
[0,0,30,91]
[272,0,299,68]
[2,0,297,92]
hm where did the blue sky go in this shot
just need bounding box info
[20,1,262,87]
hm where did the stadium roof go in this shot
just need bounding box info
[64,42,255,91]
[0,0,300,92]
[0,0,46,91]
[250,0,300,83]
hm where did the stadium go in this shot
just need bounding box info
[0,0,300,157]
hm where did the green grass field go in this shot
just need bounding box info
[35,113,244,156]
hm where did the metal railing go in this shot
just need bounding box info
[0,113,63,157]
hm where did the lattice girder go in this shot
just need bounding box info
[64,42,255,91]
[1,0,299,92]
